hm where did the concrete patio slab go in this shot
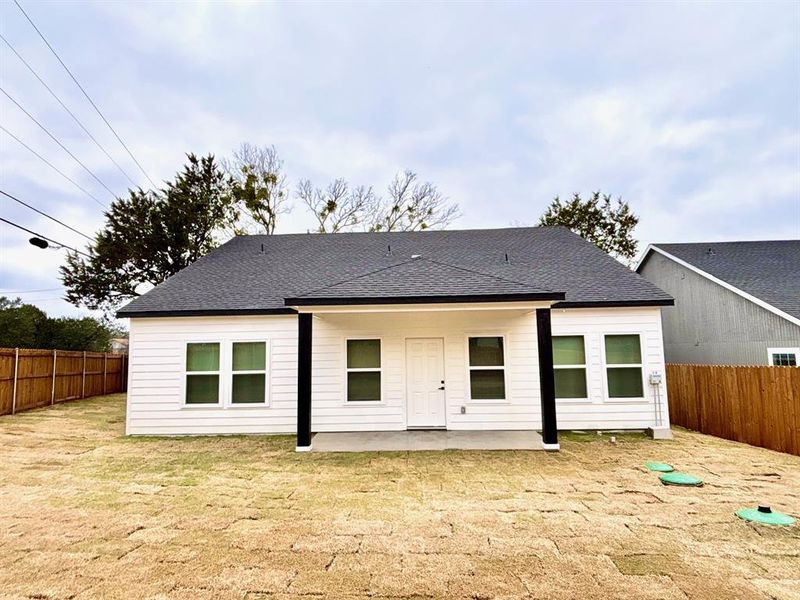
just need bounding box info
[311,430,544,452]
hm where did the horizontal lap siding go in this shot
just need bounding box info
[127,307,669,435]
[126,316,298,435]
[311,310,541,432]
[551,307,670,430]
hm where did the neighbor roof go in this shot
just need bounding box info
[117,226,673,317]
[638,240,800,322]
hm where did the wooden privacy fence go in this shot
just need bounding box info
[666,364,800,456]
[0,348,127,416]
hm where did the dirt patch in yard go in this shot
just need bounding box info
[0,394,798,599]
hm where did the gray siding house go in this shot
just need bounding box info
[636,241,800,366]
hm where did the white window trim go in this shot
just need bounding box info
[230,340,270,406]
[181,339,270,408]
[344,338,383,404]
[553,334,590,404]
[767,347,799,367]
[466,334,508,403]
[601,333,647,403]
[182,341,223,408]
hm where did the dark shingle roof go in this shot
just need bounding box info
[117,226,672,317]
[285,257,561,304]
[646,240,800,321]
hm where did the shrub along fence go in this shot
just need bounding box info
[666,363,800,456]
[0,348,127,416]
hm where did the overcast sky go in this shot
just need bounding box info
[1,1,798,318]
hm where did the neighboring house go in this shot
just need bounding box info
[117,226,674,450]
[636,240,800,366]
[110,338,129,354]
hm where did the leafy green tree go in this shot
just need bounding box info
[61,154,233,312]
[43,316,122,352]
[539,191,639,263]
[224,143,289,234]
[0,297,47,348]
[0,297,122,351]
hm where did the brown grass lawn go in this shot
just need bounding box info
[0,394,798,600]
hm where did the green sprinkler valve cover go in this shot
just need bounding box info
[659,472,703,487]
[645,462,674,473]
[736,506,795,526]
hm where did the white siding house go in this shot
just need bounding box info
[119,227,675,450]
[126,306,670,438]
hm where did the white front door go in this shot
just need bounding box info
[406,338,446,428]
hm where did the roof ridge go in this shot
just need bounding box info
[654,239,800,246]
[240,225,567,240]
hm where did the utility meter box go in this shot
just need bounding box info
[649,371,662,385]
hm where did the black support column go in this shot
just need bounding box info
[536,308,559,450]
[296,313,313,451]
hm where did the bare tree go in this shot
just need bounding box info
[369,170,460,232]
[224,143,289,234]
[297,178,379,233]
[299,170,459,233]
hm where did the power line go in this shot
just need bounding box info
[13,0,157,188]
[0,288,63,293]
[1,86,118,199]
[0,215,91,258]
[8,296,65,301]
[0,124,107,208]
[0,32,140,189]
[0,189,93,240]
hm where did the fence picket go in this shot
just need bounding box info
[11,348,19,415]
[0,347,127,417]
[51,350,57,406]
[667,363,799,456]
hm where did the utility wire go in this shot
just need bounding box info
[0,124,107,208]
[0,215,91,258]
[0,32,139,189]
[0,287,63,293]
[13,0,157,188]
[1,86,118,199]
[0,189,93,240]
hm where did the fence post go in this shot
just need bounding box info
[11,348,19,415]
[81,351,87,399]
[121,353,126,393]
[51,349,57,405]
[103,353,107,395]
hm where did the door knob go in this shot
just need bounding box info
[438,386,445,390]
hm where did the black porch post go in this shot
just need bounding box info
[536,308,559,450]
[297,313,313,451]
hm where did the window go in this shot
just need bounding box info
[604,334,644,398]
[232,342,267,403]
[347,339,381,401]
[553,336,587,399]
[768,348,799,367]
[186,343,220,404]
[468,336,506,400]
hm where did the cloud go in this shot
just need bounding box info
[1,1,797,318]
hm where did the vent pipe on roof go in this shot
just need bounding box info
[505,252,510,263]
[387,244,392,256]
